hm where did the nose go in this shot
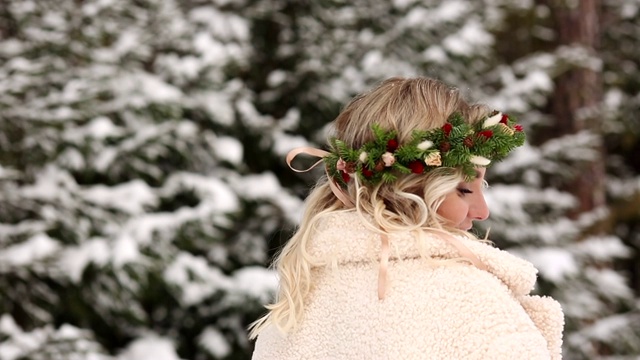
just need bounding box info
[471,193,490,221]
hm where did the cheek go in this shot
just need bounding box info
[436,193,468,227]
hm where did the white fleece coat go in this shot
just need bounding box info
[253,212,564,360]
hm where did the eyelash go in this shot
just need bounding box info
[457,188,473,195]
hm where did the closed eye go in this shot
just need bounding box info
[457,188,473,195]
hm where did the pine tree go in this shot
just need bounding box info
[2,0,639,358]
[0,0,291,358]
[478,1,640,358]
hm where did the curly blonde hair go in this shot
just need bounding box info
[249,77,491,338]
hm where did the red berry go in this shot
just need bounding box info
[514,124,523,132]
[386,139,399,152]
[442,123,453,136]
[500,114,509,124]
[408,160,425,174]
[341,172,350,183]
[362,167,374,178]
[479,130,493,139]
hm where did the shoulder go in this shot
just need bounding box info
[452,235,539,296]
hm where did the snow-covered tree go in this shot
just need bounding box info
[477,1,640,358]
[0,0,292,358]
[1,0,639,359]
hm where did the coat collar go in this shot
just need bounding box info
[308,211,538,296]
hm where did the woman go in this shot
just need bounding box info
[250,77,564,359]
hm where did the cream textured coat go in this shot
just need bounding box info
[253,212,564,360]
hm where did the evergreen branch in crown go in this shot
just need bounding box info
[324,111,525,186]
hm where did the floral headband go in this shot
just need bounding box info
[323,111,525,186]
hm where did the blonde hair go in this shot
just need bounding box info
[249,77,491,338]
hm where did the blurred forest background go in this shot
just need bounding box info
[0,0,639,359]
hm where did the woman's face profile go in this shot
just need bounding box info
[436,168,490,231]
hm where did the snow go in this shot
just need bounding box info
[484,184,575,223]
[232,172,304,224]
[523,247,578,283]
[578,314,640,342]
[433,0,469,22]
[118,336,181,360]
[189,7,249,41]
[194,33,229,65]
[58,148,85,170]
[443,20,493,56]
[0,165,20,179]
[404,1,468,28]
[114,30,142,57]
[199,91,235,126]
[163,173,240,213]
[0,316,110,360]
[541,131,600,162]
[491,144,542,176]
[236,98,274,129]
[21,165,78,202]
[199,327,231,358]
[489,68,554,111]
[0,315,20,335]
[621,2,639,18]
[422,46,448,64]
[163,256,277,308]
[82,180,157,215]
[585,268,634,300]
[213,135,243,164]
[82,0,115,17]
[94,147,118,172]
[84,174,239,267]
[572,236,631,262]
[233,266,278,303]
[163,253,234,306]
[112,234,140,267]
[113,72,182,106]
[556,44,602,72]
[392,0,416,10]
[0,233,60,267]
[86,117,124,139]
[60,237,111,283]
[360,51,417,78]
[267,70,287,87]
[607,176,640,198]
[272,132,310,158]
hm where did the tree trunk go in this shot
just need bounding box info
[546,0,605,214]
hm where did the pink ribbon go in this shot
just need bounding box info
[285,147,354,208]
[285,147,487,301]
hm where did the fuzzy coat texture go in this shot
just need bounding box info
[252,211,564,360]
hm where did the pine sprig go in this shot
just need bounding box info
[323,111,525,186]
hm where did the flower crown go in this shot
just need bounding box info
[324,111,525,185]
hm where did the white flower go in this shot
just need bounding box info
[469,155,491,166]
[417,140,434,150]
[359,151,368,162]
[424,151,442,166]
[382,152,395,167]
[483,112,502,128]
